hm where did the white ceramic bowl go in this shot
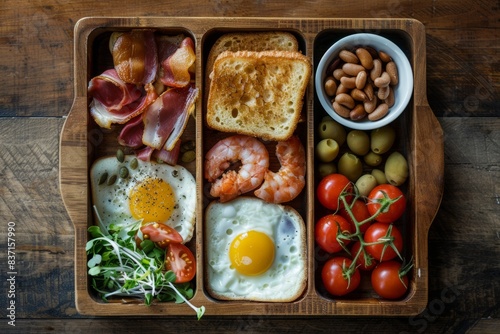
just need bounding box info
[315,33,413,130]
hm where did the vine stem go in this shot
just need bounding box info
[337,185,402,274]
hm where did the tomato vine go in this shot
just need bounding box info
[317,174,413,299]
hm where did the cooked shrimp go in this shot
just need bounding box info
[254,135,306,204]
[205,135,269,202]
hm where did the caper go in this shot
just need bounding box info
[371,169,387,184]
[371,125,396,154]
[107,174,117,186]
[119,166,129,179]
[338,152,363,182]
[384,151,409,186]
[317,119,346,146]
[316,138,339,162]
[116,148,125,163]
[347,130,370,156]
[181,150,196,163]
[364,151,383,167]
[317,162,337,178]
[98,172,108,185]
[130,158,139,170]
[355,174,378,197]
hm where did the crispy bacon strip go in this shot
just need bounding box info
[89,81,157,129]
[159,37,196,88]
[142,84,199,151]
[117,114,144,149]
[111,30,158,85]
[135,140,182,165]
[88,69,141,110]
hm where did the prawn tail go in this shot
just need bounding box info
[210,171,240,203]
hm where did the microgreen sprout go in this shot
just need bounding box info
[86,206,205,319]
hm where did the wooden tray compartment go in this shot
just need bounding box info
[60,17,444,317]
[312,28,415,301]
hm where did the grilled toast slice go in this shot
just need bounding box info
[204,32,299,108]
[206,50,311,141]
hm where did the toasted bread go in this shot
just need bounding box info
[206,50,311,141]
[204,197,307,302]
[205,31,299,78]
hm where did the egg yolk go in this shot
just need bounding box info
[129,177,175,223]
[229,230,275,276]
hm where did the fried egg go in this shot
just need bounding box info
[90,155,196,242]
[205,197,306,302]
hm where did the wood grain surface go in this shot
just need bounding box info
[0,0,498,333]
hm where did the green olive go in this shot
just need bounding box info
[347,130,370,156]
[317,162,337,178]
[316,138,340,162]
[384,151,409,186]
[371,169,387,184]
[355,174,378,197]
[371,125,396,154]
[364,151,383,167]
[181,150,196,163]
[317,119,347,146]
[338,152,363,182]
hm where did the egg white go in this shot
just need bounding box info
[205,196,306,302]
[90,155,196,242]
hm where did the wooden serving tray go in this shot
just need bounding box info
[59,17,444,316]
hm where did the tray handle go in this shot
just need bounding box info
[413,104,444,232]
[59,97,89,229]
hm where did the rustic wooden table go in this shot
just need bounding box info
[1,1,498,333]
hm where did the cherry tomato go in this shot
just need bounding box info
[350,241,377,271]
[136,222,183,249]
[366,184,406,223]
[340,199,372,233]
[364,223,403,262]
[321,256,360,296]
[315,214,354,253]
[165,243,196,283]
[371,260,409,299]
[317,174,353,210]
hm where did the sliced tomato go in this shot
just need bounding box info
[165,243,196,283]
[137,222,183,249]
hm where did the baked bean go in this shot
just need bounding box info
[332,101,351,118]
[324,76,337,96]
[342,63,365,76]
[368,103,389,121]
[340,76,357,89]
[356,47,374,70]
[355,70,367,89]
[335,93,355,109]
[339,50,359,63]
[323,46,400,122]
